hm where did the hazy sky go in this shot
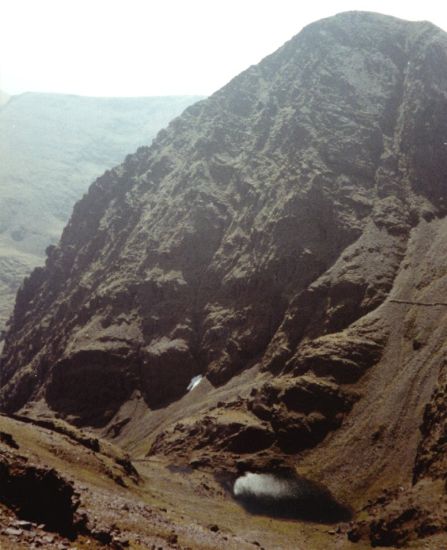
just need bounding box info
[1,0,447,97]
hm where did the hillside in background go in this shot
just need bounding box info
[0,91,10,106]
[2,11,447,549]
[0,93,202,332]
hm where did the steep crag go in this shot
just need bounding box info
[2,12,447,547]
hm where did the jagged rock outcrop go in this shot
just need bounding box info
[2,11,447,546]
[0,93,202,332]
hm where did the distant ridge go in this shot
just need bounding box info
[0,91,10,107]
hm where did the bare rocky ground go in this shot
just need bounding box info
[0,414,373,550]
[1,407,446,550]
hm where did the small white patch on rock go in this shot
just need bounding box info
[187,375,203,391]
[233,472,295,499]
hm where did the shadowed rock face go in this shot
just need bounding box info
[0,452,82,537]
[2,11,447,544]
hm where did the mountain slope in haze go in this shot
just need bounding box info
[2,11,447,547]
[0,93,202,332]
[0,90,10,106]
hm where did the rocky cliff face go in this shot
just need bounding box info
[2,11,447,546]
[0,93,201,332]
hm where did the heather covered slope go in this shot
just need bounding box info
[0,93,202,331]
[2,12,447,547]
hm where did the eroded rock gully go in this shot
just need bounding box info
[2,11,447,548]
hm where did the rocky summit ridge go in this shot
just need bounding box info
[2,11,447,548]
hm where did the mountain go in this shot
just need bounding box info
[0,93,202,332]
[0,90,10,106]
[2,11,447,548]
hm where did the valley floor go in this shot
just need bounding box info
[0,414,361,549]
[1,413,446,549]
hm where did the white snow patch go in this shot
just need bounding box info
[233,472,295,499]
[187,375,203,391]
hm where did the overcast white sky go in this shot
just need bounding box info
[1,0,447,97]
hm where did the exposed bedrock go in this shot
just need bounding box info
[2,15,447,543]
[4,13,447,414]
